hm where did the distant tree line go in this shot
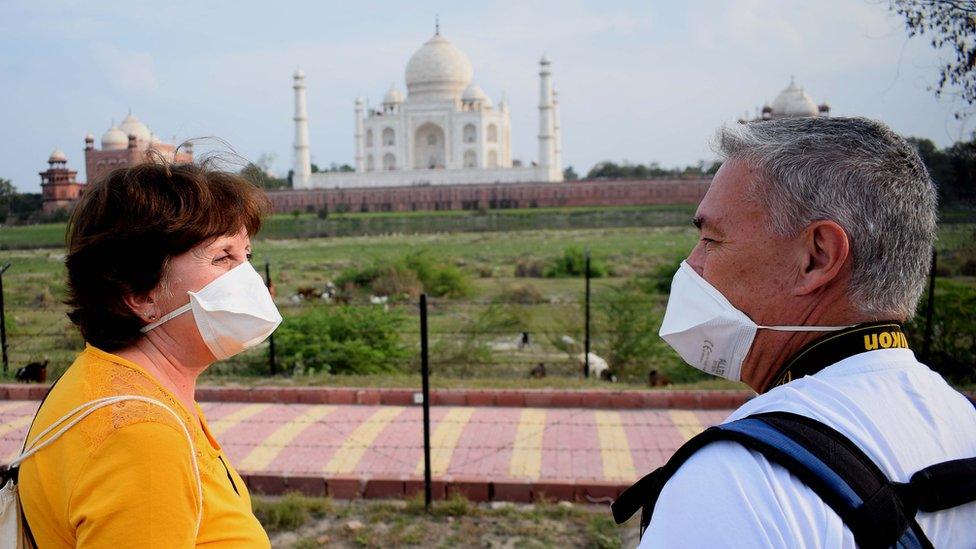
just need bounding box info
[583,160,722,180]
[907,137,976,208]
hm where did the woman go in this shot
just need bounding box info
[18,160,280,547]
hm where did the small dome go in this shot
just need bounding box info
[462,84,487,102]
[101,125,128,150]
[383,84,404,104]
[48,149,67,163]
[405,34,473,100]
[119,112,152,143]
[294,67,305,79]
[770,79,819,118]
[84,133,95,142]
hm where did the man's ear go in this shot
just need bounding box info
[795,220,850,296]
[122,291,157,321]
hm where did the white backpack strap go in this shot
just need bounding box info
[11,395,204,537]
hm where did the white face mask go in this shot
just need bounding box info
[659,261,848,382]
[140,261,283,361]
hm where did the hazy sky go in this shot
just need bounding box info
[1,0,971,193]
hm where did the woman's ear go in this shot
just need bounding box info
[122,291,157,321]
[795,220,850,296]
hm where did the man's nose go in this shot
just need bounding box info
[686,245,706,277]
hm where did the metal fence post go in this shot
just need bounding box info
[0,263,10,374]
[922,250,937,363]
[584,249,591,378]
[264,258,278,376]
[420,294,432,512]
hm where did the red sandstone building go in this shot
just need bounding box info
[39,112,193,214]
[265,177,711,214]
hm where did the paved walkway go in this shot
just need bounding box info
[0,400,732,501]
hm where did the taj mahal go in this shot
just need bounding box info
[291,24,563,189]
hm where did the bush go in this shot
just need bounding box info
[906,279,976,384]
[336,252,472,299]
[514,258,545,278]
[495,283,547,304]
[544,247,607,278]
[275,305,410,375]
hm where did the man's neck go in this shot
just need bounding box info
[741,298,874,392]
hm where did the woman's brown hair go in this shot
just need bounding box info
[65,159,270,351]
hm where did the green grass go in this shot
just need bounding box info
[254,493,635,548]
[2,222,972,390]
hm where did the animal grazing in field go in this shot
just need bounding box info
[578,352,609,380]
[529,363,546,378]
[16,360,48,383]
[648,369,672,387]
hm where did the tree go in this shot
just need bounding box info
[890,0,976,117]
[563,166,579,180]
[0,178,16,222]
[907,135,976,207]
[240,163,288,190]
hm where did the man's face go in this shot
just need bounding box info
[687,159,800,332]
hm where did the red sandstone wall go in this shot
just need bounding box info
[267,178,711,214]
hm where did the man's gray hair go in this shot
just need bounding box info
[714,117,938,320]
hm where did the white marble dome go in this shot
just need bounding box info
[119,113,152,143]
[770,80,819,118]
[101,125,128,150]
[48,149,67,163]
[462,84,486,101]
[405,34,473,100]
[383,84,404,104]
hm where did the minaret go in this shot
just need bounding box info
[537,55,555,179]
[553,87,562,177]
[292,68,312,189]
[354,97,365,173]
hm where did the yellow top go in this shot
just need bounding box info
[19,345,271,548]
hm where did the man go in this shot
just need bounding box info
[636,117,976,547]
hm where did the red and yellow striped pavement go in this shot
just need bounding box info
[0,400,730,485]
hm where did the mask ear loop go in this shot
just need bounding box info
[140,302,192,333]
[757,325,852,332]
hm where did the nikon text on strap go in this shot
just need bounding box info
[612,408,976,549]
[766,322,907,391]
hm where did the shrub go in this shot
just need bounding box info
[514,258,545,278]
[906,278,976,384]
[543,247,607,278]
[495,283,546,305]
[335,253,471,299]
[275,305,410,375]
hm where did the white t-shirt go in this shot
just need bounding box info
[639,348,976,549]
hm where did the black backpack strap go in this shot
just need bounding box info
[612,412,951,549]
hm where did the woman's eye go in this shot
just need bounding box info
[246,253,253,261]
[214,255,231,263]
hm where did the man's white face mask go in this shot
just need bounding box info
[659,261,847,382]
[140,261,283,361]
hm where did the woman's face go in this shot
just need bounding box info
[146,228,253,362]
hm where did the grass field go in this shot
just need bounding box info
[1,217,972,389]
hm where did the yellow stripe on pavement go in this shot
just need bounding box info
[325,407,404,475]
[669,410,705,442]
[0,402,26,415]
[238,405,334,471]
[509,409,546,479]
[595,411,636,481]
[0,414,33,438]
[210,403,271,437]
[417,408,475,476]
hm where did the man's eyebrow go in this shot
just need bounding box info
[692,215,724,236]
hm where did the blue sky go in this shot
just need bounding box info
[0,0,970,193]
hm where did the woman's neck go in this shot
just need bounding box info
[116,339,204,416]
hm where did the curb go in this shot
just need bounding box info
[0,384,754,410]
[239,473,627,504]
